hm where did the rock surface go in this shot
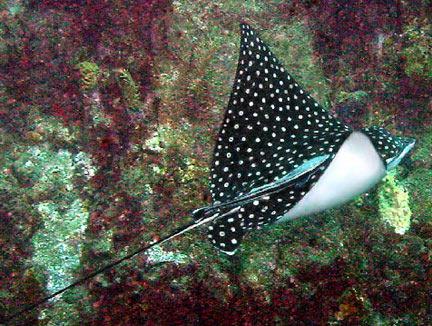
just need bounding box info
[0,0,431,324]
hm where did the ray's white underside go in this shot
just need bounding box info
[278,131,386,222]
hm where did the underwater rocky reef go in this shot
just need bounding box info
[0,0,431,325]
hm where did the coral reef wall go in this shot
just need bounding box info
[0,0,431,324]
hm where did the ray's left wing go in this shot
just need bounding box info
[203,155,332,254]
[206,23,353,254]
[209,23,352,205]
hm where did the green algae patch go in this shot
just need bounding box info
[120,165,154,200]
[146,245,189,265]
[33,200,88,325]
[115,68,143,112]
[32,199,88,294]
[265,20,331,108]
[239,226,281,289]
[402,24,432,81]
[403,127,432,231]
[0,144,96,324]
[76,61,101,91]
[336,90,369,104]
[27,113,79,145]
[141,122,210,207]
[378,171,412,234]
[238,213,345,290]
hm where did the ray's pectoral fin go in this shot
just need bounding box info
[209,22,352,206]
[204,22,354,255]
[207,209,245,255]
[203,155,331,255]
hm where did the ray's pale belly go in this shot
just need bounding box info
[278,131,386,222]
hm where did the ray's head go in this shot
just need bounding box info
[361,126,416,171]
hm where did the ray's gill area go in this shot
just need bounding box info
[0,0,431,325]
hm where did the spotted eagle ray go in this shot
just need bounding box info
[191,23,415,254]
[6,22,416,322]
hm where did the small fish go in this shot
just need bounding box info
[7,22,416,322]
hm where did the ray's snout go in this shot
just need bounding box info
[397,136,416,167]
[387,135,416,170]
[398,136,416,150]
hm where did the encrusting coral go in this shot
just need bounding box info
[378,171,412,234]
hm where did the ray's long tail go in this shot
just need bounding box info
[3,207,236,324]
